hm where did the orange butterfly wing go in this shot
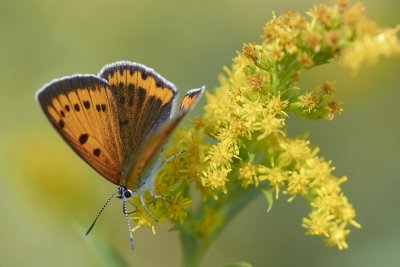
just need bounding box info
[36,75,123,185]
[180,87,205,111]
[37,61,203,190]
[99,62,177,177]
[123,86,205,190]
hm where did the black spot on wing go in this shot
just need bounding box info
[83,101,90,109]
[74,103,80,112]
[93,148,101,157]
[79,133,89,144]
[59,119,65,129]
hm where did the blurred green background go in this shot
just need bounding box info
[0,0,399,266]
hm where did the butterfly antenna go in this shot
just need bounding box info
[122,200,135,250]
[86,190,118,236]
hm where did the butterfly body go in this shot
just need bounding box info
[36,61,204,248]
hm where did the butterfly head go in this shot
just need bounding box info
[117,186,135,200]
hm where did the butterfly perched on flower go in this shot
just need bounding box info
[36,61,205,248]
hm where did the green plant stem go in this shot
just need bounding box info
[179,186,260,267]
[180,229,210,267]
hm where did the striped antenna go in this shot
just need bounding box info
[86,190,118,236]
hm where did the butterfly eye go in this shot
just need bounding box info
[124,191,132,198]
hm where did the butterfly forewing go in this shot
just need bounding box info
[124,86,205,190]
[37,75,123,185]
[99,62,177,176]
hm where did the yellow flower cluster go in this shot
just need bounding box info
[130,0,399,250]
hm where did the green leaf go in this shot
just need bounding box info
[219,262,253,267]
[261,188,274,213]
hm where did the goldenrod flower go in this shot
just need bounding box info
[201,166,230,193]
[279,139,313,166]
[306,157,335,186]
[242,43,259,61]
[308,4,337,27]
[302,210,335,237]
[258,163,288,199]
[205,139,239,169]
[326,224,351,250]
[239,162,259,188]
[255,110,285,140]
[285,168,311,201]
[297,53,314,68]
[266,94,289,117]
[247,73,266,91]
[130,199,158,234]
[167,194,192,224]
[125,1,399,259]
[299,92,320,113]
[342,27,400,70]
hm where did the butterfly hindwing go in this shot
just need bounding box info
[123,86,206,190]
[36,75,123,185]
[99,62,177,176]
[180,87,205,111]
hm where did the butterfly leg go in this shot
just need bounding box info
[147,150,185,201]
[139,193,159,222]
[148,183,171,204]
[159,150,185,169]
[122,200,135,250]
[126,202,139,215]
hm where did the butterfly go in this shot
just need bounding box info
[36,61,205,249]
